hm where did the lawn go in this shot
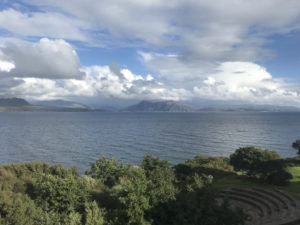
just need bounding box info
[211,165,300,200]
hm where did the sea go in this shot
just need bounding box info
[0,112,299,172]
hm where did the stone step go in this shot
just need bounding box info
[218,192,265,217]
[278,217,300,225]
[221,190,273,215]
[252,188,289,209]
[218,188,300,225]
[232,188,281,212]
[274,189,297,207]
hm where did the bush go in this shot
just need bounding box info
[292,139,300,155]
[265,170,293,186]
[150,188,246,225]
[118,167,150,225]
[33,174,87,213]
[187,155,234,171]
[141,156,178,206]
[229,146,280,176]
[86,156,128,187]
[84,201,106,225]
[0,191,41,225]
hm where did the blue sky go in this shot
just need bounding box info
[263,32,300,81]
[0,0,300,107]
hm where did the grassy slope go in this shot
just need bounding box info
[211,164,300,200]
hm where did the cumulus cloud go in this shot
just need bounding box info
[0,38,85,79]
[1,55,298,106]
[194,62,299,104]
[140,50,300,104]
[9,62,191,103]
[0,0,300,105]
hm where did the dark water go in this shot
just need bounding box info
[0,112,299,172]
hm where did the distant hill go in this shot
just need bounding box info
[122,100,300,113]
[32,99,89,109]
[122,100,198,112]
[197,104,300,112]
[0,98,92,112]
[0,98,30,107]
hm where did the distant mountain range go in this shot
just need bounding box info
[32,99,89,109]
[122,100,198,112]
[1,98,300,112]
[0,98,30,107]
[0,98,92,112]
[122,100,300,112]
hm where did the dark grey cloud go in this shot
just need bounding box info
[109,62,125,80]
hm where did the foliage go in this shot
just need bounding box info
[265,170,293,185]
[140,155,170,174]
[33,174,87,213]
[3,151,297,225]
[0,191,41,225]
[149,187,246,225]
[141,156,178,205]
[118,167,150,225]
[292,139,300,155]
[229,146,293,185]
[185,155,234,172]
[84,201,106,225]
[229,146,280,175]
[85,156,128,187]
[63,212,82,225]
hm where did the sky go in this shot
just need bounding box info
[1,0,300,107]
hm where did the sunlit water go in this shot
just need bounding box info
[0,112,299,172]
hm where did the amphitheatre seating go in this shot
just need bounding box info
[217,187,300,225]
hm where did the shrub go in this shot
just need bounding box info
[292,139,300,155]
[229,146,280,176]
[118,167,150,225]
[141,156,178,206]
[84,201,106,225]
[0,191,40,225]
[86,156,128,187]
[33,174,87,213]
[265,170,293,186]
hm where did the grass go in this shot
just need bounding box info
[210,165,300,200]
[282,166,300,199]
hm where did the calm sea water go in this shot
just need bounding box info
[0,112,299,172]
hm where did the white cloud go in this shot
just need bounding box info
[140,50,300,104]
[0,38,84,79]
[3,57,299,106]
[9,63,192,103]
[0,9,90,41]
[194,62,299,104]
[0,1,300,105]
[18,0,300,56]
[0,60,15,72]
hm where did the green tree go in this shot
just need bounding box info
[292,139,300,155]
[150,188,246,225]
[63,212,82,225]
[84,201,106,225]
[118,167,150,225]
[141,156,178,206]
[0,191,40,225]
[229,146,280,176]
[33,174,87,213]
[86,156,128,187]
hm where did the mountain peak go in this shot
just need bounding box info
[122,100,198,112]
[0,98,30,107]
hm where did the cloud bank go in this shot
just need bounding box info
[0,1,300,106]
